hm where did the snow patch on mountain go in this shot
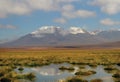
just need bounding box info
[69,27,86,34]
[31,26,63,37]
[31,26,61,34]
[89,30,103,35]
[31,26,88,38]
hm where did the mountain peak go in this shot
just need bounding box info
[31,26,62,37]
[31,26,61,34]
[69,27,87,34]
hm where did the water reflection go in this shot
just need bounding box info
[85,65,114,82]
[15,63,120,82]
[31,63,76,76]
[31,67,61,76]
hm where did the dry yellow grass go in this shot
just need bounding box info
[0,48,120,66]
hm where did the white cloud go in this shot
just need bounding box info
[76,10,96,18]
[0,24,17,29]
[0,0,96,24]
[62,9,96,19]
[100,18,120,26]
[0,0,78,18]
[54,18,67,24]
[62,4,74,12]
[0,0,31,18]
[90,0,120,15]
[61,4,96,19]
[0,0,95,18]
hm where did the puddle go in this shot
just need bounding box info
[15,63,120,82]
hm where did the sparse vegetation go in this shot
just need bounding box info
[0,48,120,67]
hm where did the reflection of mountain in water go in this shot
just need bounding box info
[15,63,120,82]
[31,63,73,76]
[31,67,61,76]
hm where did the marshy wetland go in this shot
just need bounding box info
[0,48,120,82]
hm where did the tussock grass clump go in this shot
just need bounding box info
[0,77,11,82]
[89,64,97,68]
[112,73,120,78]
[0,72,4,77]
[75,70,96,76]
[25,73,35,80]
[112,72,120,82]
[18,67,24,71]
[0,66,13,77]
[11,65,17,69]
[117,63,120,66]
[79,66,86,69]
[70,62,88,65]
[59,66,75,71]
[15,73,35,80]
[90,79,103,82]
[104,66,119,73]
[25,62,42,67]
[66,76,88,82]
[104,66,117,71]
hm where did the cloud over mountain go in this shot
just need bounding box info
[91,0,120,15]
[100,18,120,26]
[0,0,95,24]
[0,0,79,18]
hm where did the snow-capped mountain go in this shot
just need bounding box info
[0,26,120,47]
[31,26,88,38]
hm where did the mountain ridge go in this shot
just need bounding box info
[0,26,120,47]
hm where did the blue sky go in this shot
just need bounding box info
[0,0,120,43]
